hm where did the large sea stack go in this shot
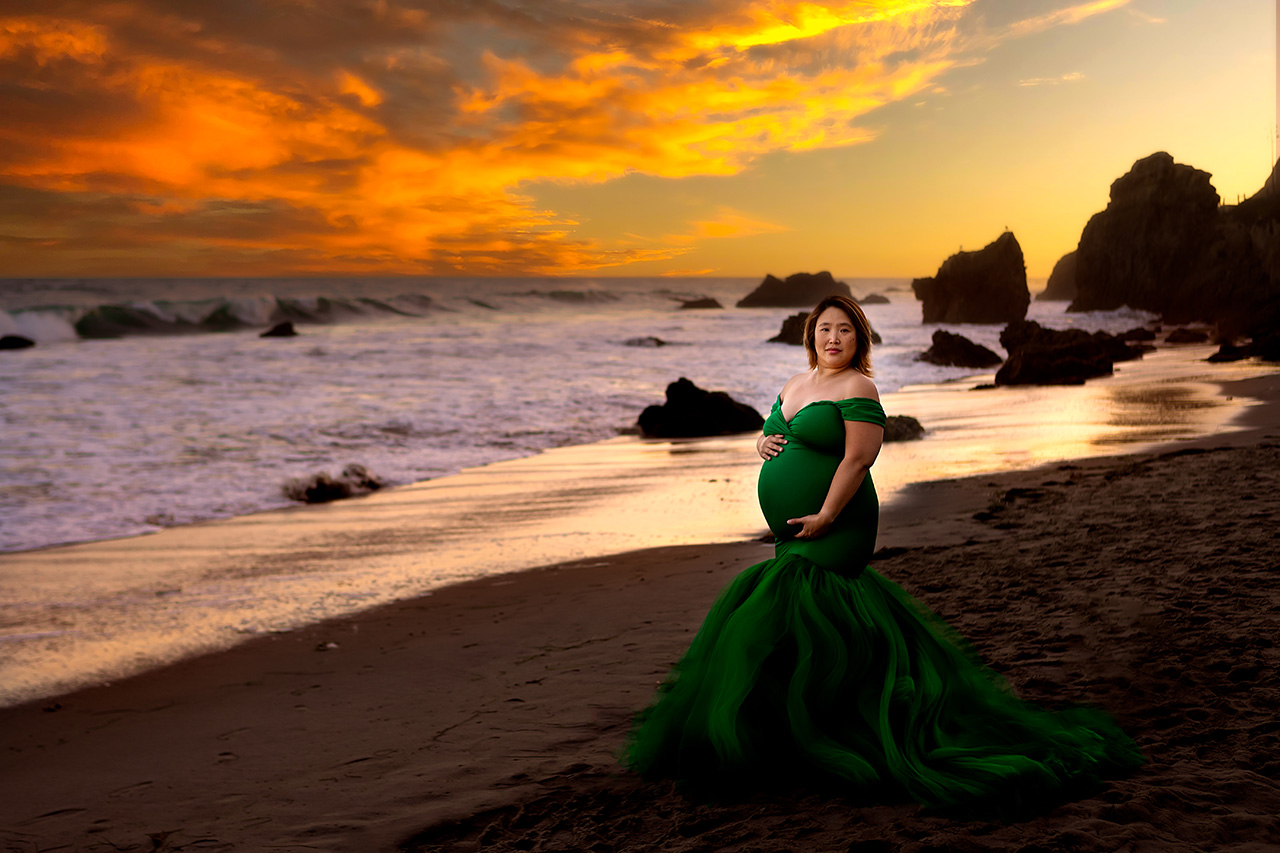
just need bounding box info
[736,271,852,308]
[911,232,1030,324]
[1070,151,1278,334]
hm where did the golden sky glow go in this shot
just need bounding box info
[0,1,1272,277]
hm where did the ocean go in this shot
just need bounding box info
[0,274,1162,554]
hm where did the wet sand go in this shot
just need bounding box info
[1,344,1271,709]
[2,374,1280,851]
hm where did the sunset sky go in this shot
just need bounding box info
[0,0,1272,279]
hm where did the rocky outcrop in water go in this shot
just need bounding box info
[0,335,35,350]
[918,330,1002,368]
[768,313,808,345]
[737,272,852,308]
[911,232,1030,324]
[624,336,667,347]
[1038,251,1077,301]
[679,298,723,309]
[995,320,1144,386]
[859,293,890,304]
[260,322,297,337]
[1164,328,1210,344]
[1119,327,1157,342]
[638,378,764,437]
[1070,152,1280,336]
[283,464,385,504]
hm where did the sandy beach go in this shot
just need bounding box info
[2,371,1279,851]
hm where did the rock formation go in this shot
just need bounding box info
[679,298,723,309]
[1037,251,1077,301]
[0,335,35,350]
[995,320,1144,386]
[768,313,808,345]
[911,232,1030,324]
[283,464,385,504]
[859,293,890,304]
[1118,327,1157,342]
[737,272,852,308]
[637,378,764,438]
[1164,328,1209,344]
[1208,331,1280,363]
[624,336,667,347]
[1069,151,1280,336]
[884,415,925,442]
[918,330,1002,368]
[260,322,297,337]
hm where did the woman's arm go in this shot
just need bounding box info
[787,419,884,538]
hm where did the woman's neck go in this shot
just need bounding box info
[813,365,853,383]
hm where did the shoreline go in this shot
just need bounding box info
[1,370,1279,849]
[0,348,1276,710]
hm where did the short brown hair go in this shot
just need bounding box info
[803,295,874,375]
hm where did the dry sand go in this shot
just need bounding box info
[3,375,1280,852]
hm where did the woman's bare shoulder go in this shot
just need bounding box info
[840,371,880,401]
[779,372,810,399]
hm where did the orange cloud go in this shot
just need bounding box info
[1007,0,1132,39]
[0,1,1125,276]
[666,209,792,245]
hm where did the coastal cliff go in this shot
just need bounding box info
[1070,152,1279,335]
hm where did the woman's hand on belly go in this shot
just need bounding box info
[786,511,834,539]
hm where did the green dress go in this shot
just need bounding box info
[625,396,1142,812]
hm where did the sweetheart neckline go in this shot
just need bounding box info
[776,395,881,426]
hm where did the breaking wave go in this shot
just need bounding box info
[0,293,440,344]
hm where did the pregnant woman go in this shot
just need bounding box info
[625,295,1142,813]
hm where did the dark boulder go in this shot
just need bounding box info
[1164,328,1209,344]
[995,320,1126,385]
[918,330,1002,368]
[859,293,890,304]
[1037,250,1077,301]
[638,378,764,438]
[1119,327,1157,342]
[1207,342,1253,362]
[624,336,667,347]
[884,415,925,442]
[283,463,385,504]
[1093,330,1149,362]
[1206,330,1280,363]
[1258,331,1280,362]
[911,232,1030,324]
[737,271,852,308]
[260,322,298,337]
[767,312,882,346]
[679,297,723,309]
[0,334,35,350]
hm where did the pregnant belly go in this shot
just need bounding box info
[757,445,879,574]
[757,445,839,538]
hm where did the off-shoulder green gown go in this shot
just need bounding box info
[625,396,1142,812]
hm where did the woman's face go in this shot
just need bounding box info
[813,306,857,370]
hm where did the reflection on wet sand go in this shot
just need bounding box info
[0,345,1272,707]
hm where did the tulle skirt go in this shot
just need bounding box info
[624,555,1143,813]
